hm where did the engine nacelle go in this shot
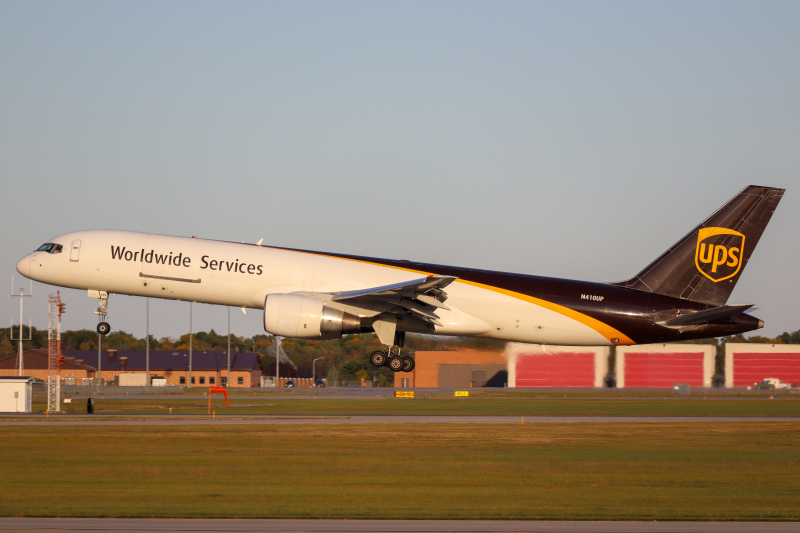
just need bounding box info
[263,294,361,339]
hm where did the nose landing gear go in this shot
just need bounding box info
[90,290,111,335]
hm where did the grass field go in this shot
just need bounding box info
[1,422,799,520]
[5,391,798,520]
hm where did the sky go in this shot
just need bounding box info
[2,1,798,342]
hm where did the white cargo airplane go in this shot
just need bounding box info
[16,186,784,373]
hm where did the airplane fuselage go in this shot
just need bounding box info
[16,229,762,346]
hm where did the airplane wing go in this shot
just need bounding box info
[332,275,456,328]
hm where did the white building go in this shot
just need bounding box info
[0,376,35,413]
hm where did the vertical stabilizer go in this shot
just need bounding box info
[613,185,784,306]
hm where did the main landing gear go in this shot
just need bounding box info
[92,290,111,335]
[370,346,415,373]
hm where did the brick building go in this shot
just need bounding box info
[0,349,263,387]
[0,350,95,384]
[397,345,611,389]
[616,344,716,388]
[507,343,610,388]
[725,343,800,388]
[394,349,508,388]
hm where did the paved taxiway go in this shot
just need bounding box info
[1,518,799,533]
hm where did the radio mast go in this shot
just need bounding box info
[10,277,32,376]
[47,293,65,414]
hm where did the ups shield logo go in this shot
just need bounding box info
[695,227,745,282]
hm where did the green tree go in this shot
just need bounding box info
[326,366,339,386]
[104,331,145,350]
[339,358,370,382]
[778,330,800,344]
[747,335,780,344]
[0,333,14,358]
[62,329,98,350]
[159,337,177,350]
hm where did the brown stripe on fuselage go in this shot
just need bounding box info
[229,244,760,344]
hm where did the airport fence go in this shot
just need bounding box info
[32,383,185,396]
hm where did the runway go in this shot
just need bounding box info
[1,518,799,533]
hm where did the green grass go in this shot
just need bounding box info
[1,423,798,520]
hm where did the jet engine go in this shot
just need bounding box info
[263,294,362,339]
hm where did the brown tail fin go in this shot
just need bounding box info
[613,185,785,306]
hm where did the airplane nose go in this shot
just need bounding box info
[16,255,31,278]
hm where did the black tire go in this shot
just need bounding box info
[402,356,415,373]
[370,350,387,367]
[388,356,404,372]
[97,322,110,335]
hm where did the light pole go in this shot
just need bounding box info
[145,298,150,386]
[188,302,192,388]
[10,280,32,376]
[312,357,324,384]
[226,306,231,387]
[97,330,102,384]
[275,336,280,384]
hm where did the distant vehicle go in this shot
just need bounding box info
[314,379,326,388]
[756,378,791,390]
[285,380,295,388]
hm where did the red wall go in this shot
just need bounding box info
[516,352,595,387]
[733,353,800,388]
[624,352,704,388]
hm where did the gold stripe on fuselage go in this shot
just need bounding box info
[257,245,635,346]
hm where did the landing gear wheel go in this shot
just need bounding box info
[370,350,387,367]
[402,356,415,373]
[388,356,404,372]
[93,291,111,336]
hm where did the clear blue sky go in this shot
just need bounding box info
[2,1,798,341]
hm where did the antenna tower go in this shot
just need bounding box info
[47,292,65,414]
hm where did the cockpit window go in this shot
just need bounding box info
[35,243,63,254]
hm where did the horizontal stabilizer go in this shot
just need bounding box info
[659,303,754,327]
